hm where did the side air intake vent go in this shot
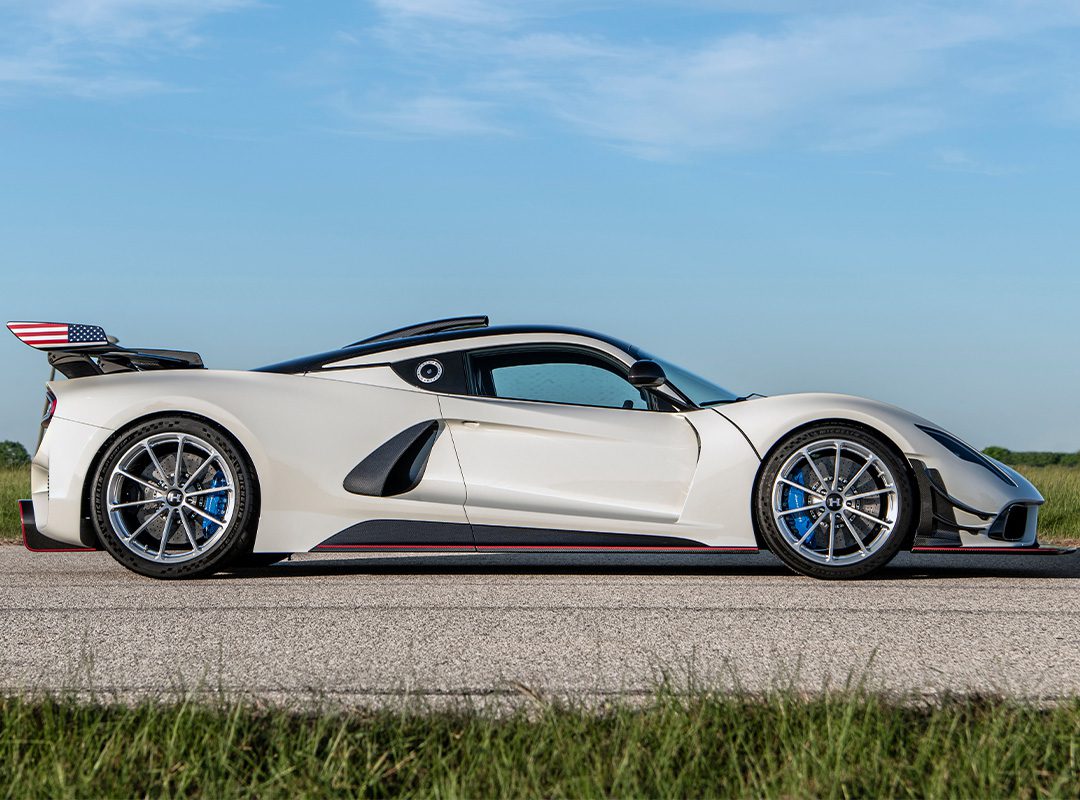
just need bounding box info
[343,421,441,497]
[988,505,1029,542]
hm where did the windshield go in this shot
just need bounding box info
[646,357,738,407]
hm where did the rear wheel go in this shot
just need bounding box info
[753,423,915,579]
[91,417,257,579]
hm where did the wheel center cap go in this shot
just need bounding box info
[825,493,844,512]
[165,490,184,507]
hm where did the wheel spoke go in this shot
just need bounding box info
[846,506,887,527]
[826,514,836,562]
[184,502,225,527]
[778,503,824,516]
[123,507,165,542]
[181,455,217,491]
[185,486,234,498]
[842,456,877,496]
[174,435,185,485]
[118,470,165,494]
[839,512,869,556]
[832,442,842,489]
[778,478,824,496]
[795,512,828,547]
[846,487,895,501]
[157,510,174,559]
[178,509,200,551]
[143,443,170,486]
[108,498,164,510]
[801,449,831,491]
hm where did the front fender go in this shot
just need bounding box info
[715,393,935,458]
[716,393,1044,546]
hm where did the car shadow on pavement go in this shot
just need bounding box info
[221,554,790,579]
[878,553,1080,580]
[215,550,1080,580]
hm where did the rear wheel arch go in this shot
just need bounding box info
[81,411,262,547]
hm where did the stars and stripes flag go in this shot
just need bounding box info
[6,321,109,350]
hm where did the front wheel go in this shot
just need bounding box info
[753,423,915,580]
[90,417,257,579]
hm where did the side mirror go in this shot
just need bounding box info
[628,359,667,389]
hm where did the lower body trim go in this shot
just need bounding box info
[313,519,757,553]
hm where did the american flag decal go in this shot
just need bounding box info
[6,321,109,350]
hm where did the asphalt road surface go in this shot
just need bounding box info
[2,545,1078,704]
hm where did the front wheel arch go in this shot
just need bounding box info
[80,411,262,549]
[749,417,921,553]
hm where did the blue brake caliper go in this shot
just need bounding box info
[200,470,228,534]
[786,468,814,544]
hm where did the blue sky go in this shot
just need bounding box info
[1,0,1078,451]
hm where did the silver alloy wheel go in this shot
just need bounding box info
[106,432,236,563]
[771,438,899,566]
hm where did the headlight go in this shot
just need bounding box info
[916,425,1017,487]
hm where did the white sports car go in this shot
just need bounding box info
[8,316,1067,580]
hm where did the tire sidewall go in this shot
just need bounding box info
[91,416,256,579]
[753,423,915,580]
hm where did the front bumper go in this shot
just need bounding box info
[911,459,1047,549]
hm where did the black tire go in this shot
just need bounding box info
[90,416,258,579]
[753,423,915,580]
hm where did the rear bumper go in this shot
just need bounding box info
[19,500,95,552]
[31,415,112,547]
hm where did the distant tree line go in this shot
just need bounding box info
[983,446,1080,468]
[0,441,30,469]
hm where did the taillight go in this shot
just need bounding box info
[42,388,57,427]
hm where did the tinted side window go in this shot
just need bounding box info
[472,349,648,410]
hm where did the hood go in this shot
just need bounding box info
[712,392,948,459]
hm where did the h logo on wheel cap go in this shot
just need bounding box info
[825,493,844,511]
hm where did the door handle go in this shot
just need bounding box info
[461,421,480,428]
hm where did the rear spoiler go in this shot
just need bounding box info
[7,321,204,378]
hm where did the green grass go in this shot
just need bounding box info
[0,691,1078,798]
[0,466,28,544]
[1,463,1078,544]
[1020,465,1080,542]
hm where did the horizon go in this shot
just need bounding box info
[1,0,1078,451]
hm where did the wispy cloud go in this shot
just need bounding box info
[323,0,1080,158]
[6,0,1078,159]
[933,147,1023,176]
[328,91,509,138]
[371,0,518,27]
[0,0,253,98]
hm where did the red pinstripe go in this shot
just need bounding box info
[314,543,759,553]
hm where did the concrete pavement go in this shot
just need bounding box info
[2,545,1078,704]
